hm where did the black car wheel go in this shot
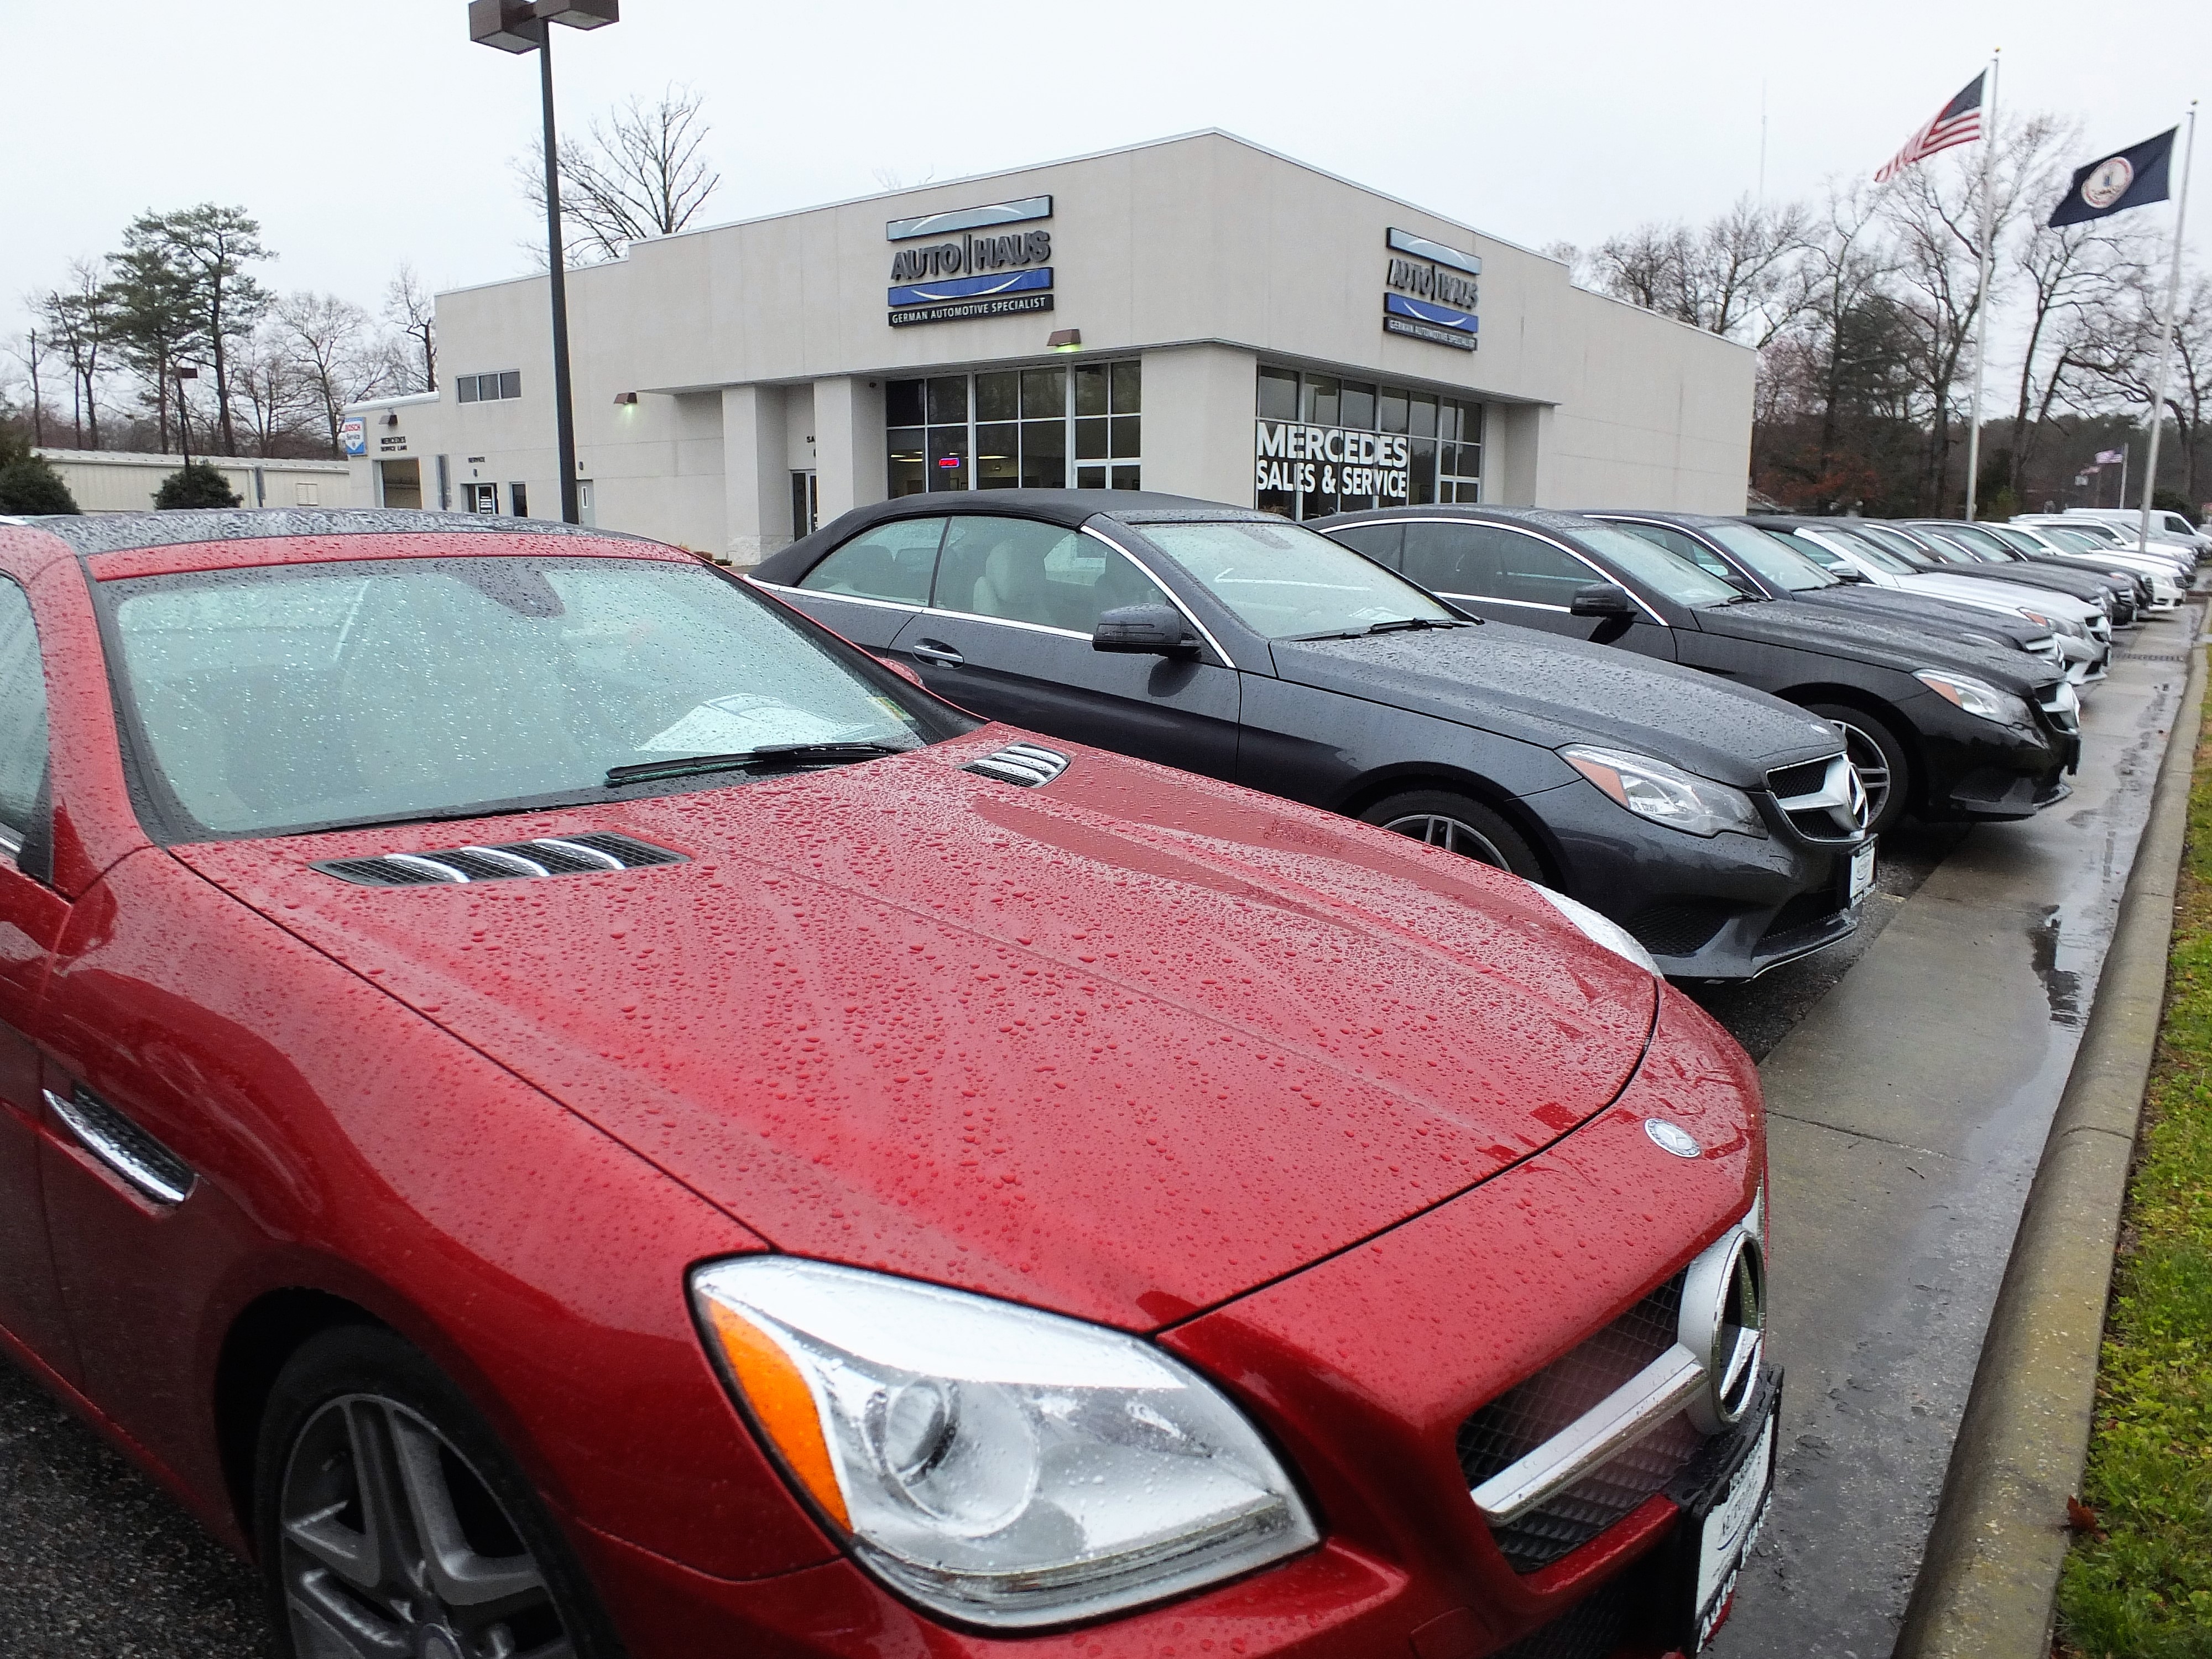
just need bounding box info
[1360,789,1543,878]
[1803,703,1910,836]
[255,1326,620,1659]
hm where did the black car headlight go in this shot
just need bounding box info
[1561,745,1766,838]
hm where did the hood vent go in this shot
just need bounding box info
[314,831,686,887]
[963,742,1070,787]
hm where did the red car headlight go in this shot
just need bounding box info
[691,1257,1318,1630]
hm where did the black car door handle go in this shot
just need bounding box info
[910,640,964,667]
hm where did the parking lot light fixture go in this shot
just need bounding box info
[468,0,620,524]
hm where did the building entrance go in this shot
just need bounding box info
[378,458,422,509]
[791,470,818,539]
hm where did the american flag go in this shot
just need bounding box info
[1875,72,1986,183]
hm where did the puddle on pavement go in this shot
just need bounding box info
[2029,905,2084,1027]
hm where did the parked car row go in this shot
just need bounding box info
[0,494,2177,1659]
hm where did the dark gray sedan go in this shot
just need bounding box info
[752,491,1876,980]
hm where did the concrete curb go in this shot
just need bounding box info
[1892,625,2208,1659]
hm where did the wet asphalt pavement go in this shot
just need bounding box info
[0,621,2185,1656]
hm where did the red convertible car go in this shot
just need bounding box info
[0,510,1773,1659]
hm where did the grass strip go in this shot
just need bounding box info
[2057,672,2212,1659]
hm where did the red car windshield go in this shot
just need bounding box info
[99,554,961,838]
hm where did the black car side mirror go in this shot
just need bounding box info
[1568,582,1636,618]
[1094,604,1198,656]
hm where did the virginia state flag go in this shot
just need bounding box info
[2050,128,2177,226]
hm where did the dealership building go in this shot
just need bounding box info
[344,131,1754,565]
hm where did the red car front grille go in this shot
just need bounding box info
[1457,1272,1703,1573]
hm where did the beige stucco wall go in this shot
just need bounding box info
[348,131,1754,560]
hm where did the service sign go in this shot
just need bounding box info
[340,416,367,457]
[1255,421,1411,503]
[886,195,1056,327]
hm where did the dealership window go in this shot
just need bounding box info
[455,372,523,404]
[887,361,1139,498]
[1255,366,1482,520]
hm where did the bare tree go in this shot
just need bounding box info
[517,85,722,265]
[383,264,436,393]
[2072,268,2212,508]
[278,291,390,453]
[1571,198,1808,346]
[1879,113,2065,509]
[38,259,117,449]
[9,332,49,447]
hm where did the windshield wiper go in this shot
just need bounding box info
[606,742,910,787]
[1364,617,1470,634]
[1287,618,1471,641]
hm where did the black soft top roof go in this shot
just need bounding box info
[12,508,658,557]
[1310,503,1615,539]
[754,489,1270,585]
[1576,508,1745,530]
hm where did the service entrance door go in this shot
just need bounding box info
[791,471,818,540]
[466,482,498,514]
[378,458,422,509]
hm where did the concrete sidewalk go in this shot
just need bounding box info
[1711,611,2203,1658]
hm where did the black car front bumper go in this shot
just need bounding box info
[1907,688,2078,823]
[1530,779,1867,980]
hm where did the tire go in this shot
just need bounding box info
[1803,702,1911,836]
[1357,788,1544,878]
[254,1324,625,1659]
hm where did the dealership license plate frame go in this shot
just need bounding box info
[1655,1368,1782,1652]
[1849,839,1877,906]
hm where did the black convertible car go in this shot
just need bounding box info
[754,491,1874,979]
[1312,504,2080,837]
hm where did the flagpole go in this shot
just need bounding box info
[2138,102,2197,552]
[1964,49,2000,520]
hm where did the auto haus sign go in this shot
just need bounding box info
[1383,228,1480,351]
[1255,422,1411,503]
[885,195,1055,327]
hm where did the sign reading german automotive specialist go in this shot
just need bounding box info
[1383,228,1480,351]
[1255,421,1410,503]
[886,195,1055,328]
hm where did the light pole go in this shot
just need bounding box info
[468,0,618,525]
[176,365,199,473]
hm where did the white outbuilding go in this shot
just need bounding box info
[346,131,1753,565]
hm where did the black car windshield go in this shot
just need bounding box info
[101,554,961,838]
[1132,518,1458,639]
[1785,525,1917,575]
[1849,524,1939,568]
[1565,521,1744,608]
[1704,523,1837,592]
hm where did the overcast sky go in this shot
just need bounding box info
[2,0,2204,355]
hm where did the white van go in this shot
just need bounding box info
[2060,508,2208,556]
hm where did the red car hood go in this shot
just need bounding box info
[178,733,1657,1331]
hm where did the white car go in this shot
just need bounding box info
[2017,512,2205,566]
[1995,523,2185,608]
[1764,521,2111,685]
[2054,507,2208,559]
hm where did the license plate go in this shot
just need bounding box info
[1849,840,1877,906]
[1692,1408,1777,1649]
